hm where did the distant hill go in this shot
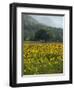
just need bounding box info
[22,14,63,42]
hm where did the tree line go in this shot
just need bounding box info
[24,29,63,42]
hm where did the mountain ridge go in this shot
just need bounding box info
[22,14,63,42]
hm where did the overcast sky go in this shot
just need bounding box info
[30,15,64,29]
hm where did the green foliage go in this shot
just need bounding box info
[23,42,63,75]
[34,29,49,42]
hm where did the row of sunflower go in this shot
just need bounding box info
[23,42,63,75]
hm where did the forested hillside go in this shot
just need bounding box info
[22,15,63,42]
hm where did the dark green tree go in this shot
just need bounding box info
[34,29,49,42]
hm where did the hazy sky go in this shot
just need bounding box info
[30,15,64,29]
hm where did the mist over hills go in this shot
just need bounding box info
[22,14,63,42]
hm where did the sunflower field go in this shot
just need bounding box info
[23,42,63,75]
